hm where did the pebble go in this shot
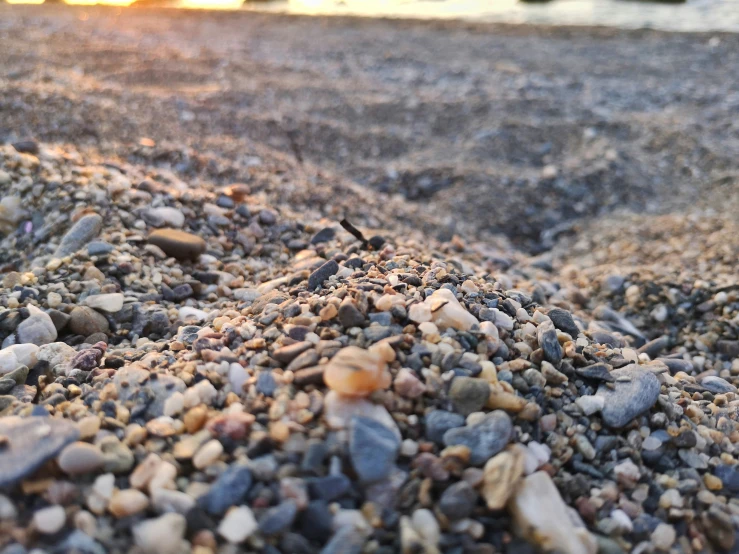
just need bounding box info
[510,471,596,554]
[196,462,252,515]
[259,500,298,535]
[425,410,466,444]
[443,410,512,465]
[109,489,150,518]
[148,228,207,261]
[9,305,57,346]
[651,523,676,550]
[58,442,106,475]
[349,416,400,483]
[338,299,366,328]
[700,375,736,394]
[54,214,103,257]
[68,306,110,336]
[324,391,401,439]
[394,368,426,398]
[439,480,478,520]
[133,513,186,554]
[575,395,605,416]
[147,206,185,227]
[193,439,224,469]
[83,293,124,313]
[426,288,478,331]
[547,307,580,337]
[0,416,80,487]
[0,343,38,375]
[308,259,339,290]
[537,320,563,365]
[218,506,258,543]
[449,377,491,415]
[596,364,660,428]
[33,505,66,534]
[87,241,115,256]
[482,448,524,510]
[323,346,391,397]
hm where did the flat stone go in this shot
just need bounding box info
[308,259,339,290]
[148,229,206,261]
[54,214,103,257]
[700,376,736,394]
[547,308,580,337]
[0,416,80,487]
[596,364,660,428]
[58,441,106,475]
[87,241,114,256]
[258,500,298,535]
[196,462,253,515]
[537,320,563,365]
[349,416,400,483]
[83,293,124,313]
[69,306,109,336]
[443,410,513,465]
[510,471,597,554]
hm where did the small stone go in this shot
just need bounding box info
[439,481,478,520]
[449,377,490,416]
[258,500,298,535]
[537,321,563,365]
[69,307,110,336]
[482,448,524,510]
[54,214,103,257]
[338,299,365,328]
[541,361,568,385]
[133,513,186,554]
[148,228,207,261]
[323,346,391,397]
[147,207,185,228]
[308,259,339,290]
[179,306,208,322]
[0,343,38,375]
[425,410,466,444]
[349,416,400,483]
[36,342,76,374]
[575,395,604,416]
[426,288,478,331]
[323,391,401,439]
[700,376,736,394]
[651,523,676,550]
[193,439,224,469]
[58,442,105,475]
[33,505,66,534]
[596,364,660,428]
[510,471,596,554]
[547,308,580,337]
[11,305,57,346]
[83,293,124,313]
[87,241,115,256]
[0,416,80,487]
[443,410,512,465]
[197,463,253,515]
[219,506,259,543]
[151,488,195,514]
[109,489,150,518]
[394,368,426,398]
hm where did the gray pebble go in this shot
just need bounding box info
[443,410,512,465]
[54,214,103,257]
[596,364,660,428]
[308,260,339,290]
[349,416,400,483]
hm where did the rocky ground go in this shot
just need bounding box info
[0,5,739,554]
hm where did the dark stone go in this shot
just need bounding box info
[368,235,386,250]
[87,241,115,256]
[596,365,660,428]
[298,501,334,543]
[196,463,253,515]
[425,410,466,444]
[717,340,739,359]
[700,376,736,394]
[311,228,336,244]
[638,336,670,359]
[575,363,614,383]
[349,416,400,483]
[12,140,39,154]
[301,440,328,475]
[439,481,478,520]
[308,474,351,501]
[657,358,693,374]
[47,309,71,331]
[448,377,490,416]
[443,411,512,465]
[259,500,298,535]
[714,465,739,494]
[308,260,339,290]
[547,308,580,337]
[537,321,562,365]
[338,301,365,328]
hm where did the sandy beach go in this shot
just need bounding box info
[1,5,739,554]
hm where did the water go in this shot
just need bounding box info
[7,0,739,32]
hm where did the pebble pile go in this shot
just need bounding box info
[0,141,738,554]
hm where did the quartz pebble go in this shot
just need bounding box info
[83,293,124,313]
[218,506,258,543]
[323,346,391,397]
[133,513,187,554]
[33,505,66,535]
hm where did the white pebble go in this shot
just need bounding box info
[33,505,66,534]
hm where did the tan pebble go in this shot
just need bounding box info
[124,424,147,446]
[319,304,338,320]
[130,453,162,490]
[109,489,149,518]
[184,405,209,433]
[323,346,391,397]
[163,392,185,417]
[704,474,723,491]
[193,439,224,469]
[149,461,178,492]
[77,416,101,440]
[270,421,290,442]
[74,510,97,535]
[487,386,528,412]
[483,448,525,510]
[58,442,105,475]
